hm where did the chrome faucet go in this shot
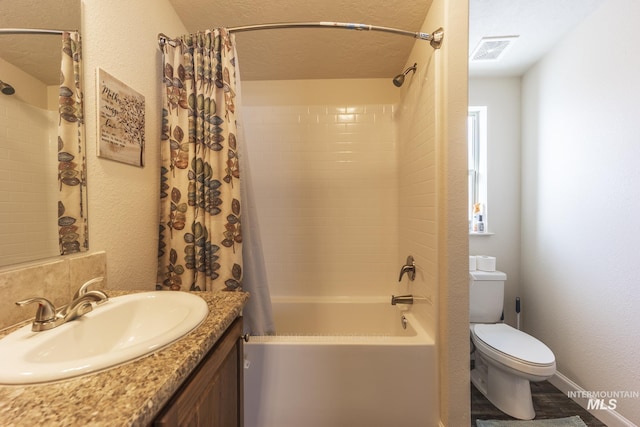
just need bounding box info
[391,294,414,305]
[72,276,105,300]
[15,277,108,332]
[14,297,61,331]
[398,255,416,281]
[57,289,109,323]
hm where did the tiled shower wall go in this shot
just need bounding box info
[242,98,399,297]
[0,96,58,266]
[396,56,439,336]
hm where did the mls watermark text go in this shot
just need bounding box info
[567,390,639,411]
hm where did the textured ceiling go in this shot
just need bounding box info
[0,0,79,85]
[167,0,434,80]
[0,0,608,87]
[469,0,605,77]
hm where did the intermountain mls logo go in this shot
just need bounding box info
[567,390,640,410]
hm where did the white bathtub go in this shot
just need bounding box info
[243,297,437,427]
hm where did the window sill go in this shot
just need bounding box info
[469,232,494,236]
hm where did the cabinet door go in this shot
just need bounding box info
[155,317,244,427]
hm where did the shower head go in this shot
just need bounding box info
[392,63,417,87]
[0,80,15,95]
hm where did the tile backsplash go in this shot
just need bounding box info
[0,251,106,330]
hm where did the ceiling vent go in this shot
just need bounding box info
[470,36,519,62]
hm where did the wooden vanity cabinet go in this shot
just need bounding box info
[154,317,244,427]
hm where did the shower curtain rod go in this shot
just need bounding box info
[158,22,444,49]
[0,28,67,35]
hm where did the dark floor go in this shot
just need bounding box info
[471,380,608,426]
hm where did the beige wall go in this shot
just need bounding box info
[521,0,640,424]
[81,0,187,289]
[411,0,469,425]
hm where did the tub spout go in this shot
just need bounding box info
[391,294,414,305]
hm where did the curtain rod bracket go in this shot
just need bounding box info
[428,27,444,49]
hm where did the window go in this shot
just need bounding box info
[468,107,487,232]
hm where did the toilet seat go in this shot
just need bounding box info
[471,323,556,377]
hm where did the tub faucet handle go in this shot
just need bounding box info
[398,255,416,281]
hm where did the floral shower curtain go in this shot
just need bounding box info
[58,31,88,255]
[157,29,243,293]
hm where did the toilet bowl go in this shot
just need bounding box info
[470,323,556,419]
[469,271,556,420]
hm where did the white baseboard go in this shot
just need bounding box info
[549,372,638,427]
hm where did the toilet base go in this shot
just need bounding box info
[471,353,535,420]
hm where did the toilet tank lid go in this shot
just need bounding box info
[470,270,507,280]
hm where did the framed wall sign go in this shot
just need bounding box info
[97,68,145,166]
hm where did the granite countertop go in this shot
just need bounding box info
[0,290,249,427]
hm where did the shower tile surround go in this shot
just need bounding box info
[395,56,439,336]
[242,101,399,297]
[0,251,107,330]
[242,76,439,337]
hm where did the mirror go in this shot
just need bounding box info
[0,0,84,268]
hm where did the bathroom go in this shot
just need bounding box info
[468,0,640,425]
[1,0,467,424]
[0,0,638,426]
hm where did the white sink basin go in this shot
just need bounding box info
[0,291,208,384]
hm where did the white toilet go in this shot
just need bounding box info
[469,270,556,420]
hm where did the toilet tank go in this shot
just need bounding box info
[469,270,507,323]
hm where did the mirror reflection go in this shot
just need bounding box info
[0,0,83,267]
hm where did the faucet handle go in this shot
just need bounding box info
[73,277,105,300]
[82,289,109,305]
[398,255,416,282]
[15,297,57,322]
